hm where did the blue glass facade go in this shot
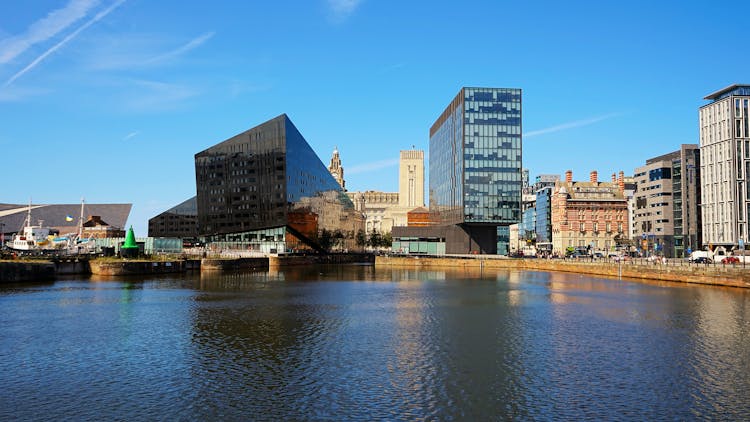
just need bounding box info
[521,207,536,239]
[535,187,553,244]
[429,87,522,253]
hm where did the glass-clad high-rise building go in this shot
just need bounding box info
[429,87,522,253]
[194,114,363,253]
[535,186,553,252]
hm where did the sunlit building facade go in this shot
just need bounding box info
[699,84,750,249]
[551,170,629,255]
[632,145,701,258]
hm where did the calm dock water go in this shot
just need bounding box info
[1,265,749,420]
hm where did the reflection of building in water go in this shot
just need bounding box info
[690,287,750,402]
[194,114,364,253]
[346,149,426,234]
[200,270,285,289]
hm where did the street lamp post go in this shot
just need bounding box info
[740,237,746,269]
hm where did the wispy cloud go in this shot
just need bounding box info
[326,0,363,21]
[379,62,405,74]
[347,157,399,175]
[0,85,49,102]
[3,0,126,88]
[123,79,198,111]
[0,0,99,64]
[524,112,624,138]
[86,31,215,70]
[122,131,140,141]
[143,32,215,65]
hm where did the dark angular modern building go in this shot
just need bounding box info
[393,87,522,254]
[194,114,363,253]
[148,196,199,238]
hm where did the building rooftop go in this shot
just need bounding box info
[704,84,750,101]
[555,181,625,201]
[0,203,131,234]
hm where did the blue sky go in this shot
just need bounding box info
[1,0,748,235]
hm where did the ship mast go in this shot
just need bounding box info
[77,198,85,238]
[23,199,32,231]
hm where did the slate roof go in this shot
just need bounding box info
[0,203,131,234]
[554,182,625,201]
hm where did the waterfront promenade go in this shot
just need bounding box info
[2,253,748,289]
[376,255,750,289]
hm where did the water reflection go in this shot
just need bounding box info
[0,266,749,420]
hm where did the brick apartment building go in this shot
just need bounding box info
[551,170,629,255]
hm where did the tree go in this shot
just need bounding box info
[333,229,345,250]
[368,230,382,248]
[381,232,393,248]
[318,229,333,251]
[356,229,367,248]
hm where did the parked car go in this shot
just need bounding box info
[593,252,604,259]
[721,256,740,264]
[688,250,712,262]
[692,257,713,264]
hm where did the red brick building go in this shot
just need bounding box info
[406,207,431,227]
[551,170,629,255]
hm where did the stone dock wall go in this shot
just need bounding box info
[0,261,56,282]
[269,253,374,268]
[1,254,374,282]
[201,258,269,271]
[89,260,193,276]
[376,256,750,289]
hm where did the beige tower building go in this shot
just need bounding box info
[398,150,425,208]
[328,147,345,191]
[347,149,426,234]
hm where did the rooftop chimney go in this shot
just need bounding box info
[590,171,598,183]
[618,171,625,192]
[611,173,617,183]
[565,170,573,183]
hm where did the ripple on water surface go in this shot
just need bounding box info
[1,268,749,420]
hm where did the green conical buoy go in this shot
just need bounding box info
[122,226,138,249]
[121,226,139,257]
